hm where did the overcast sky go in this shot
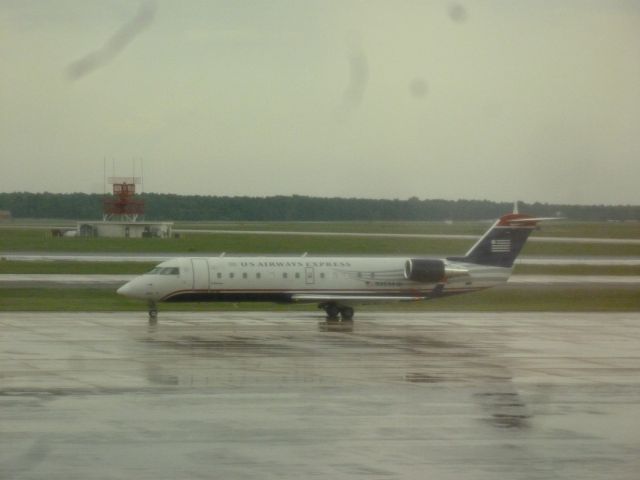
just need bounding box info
[1,1,639,205]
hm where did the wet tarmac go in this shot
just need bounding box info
[1,312,639,479]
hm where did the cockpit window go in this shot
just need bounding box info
[146,267,179,275]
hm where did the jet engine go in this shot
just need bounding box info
[404,259,468,283]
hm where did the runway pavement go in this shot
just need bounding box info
[1,312,639,479]
[4,224,639,244]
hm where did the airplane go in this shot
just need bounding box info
[117,211,553,323]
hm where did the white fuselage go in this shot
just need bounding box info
[116,255,511,305]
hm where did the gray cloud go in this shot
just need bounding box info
[66,1,156,80]
[409,77,428,98]
[342,34,369,109]
[448,2,468,22]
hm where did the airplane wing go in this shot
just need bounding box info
[291,294,424,303]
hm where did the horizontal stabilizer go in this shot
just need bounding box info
[504,216,564,225]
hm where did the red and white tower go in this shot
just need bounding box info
[103,177,145,222]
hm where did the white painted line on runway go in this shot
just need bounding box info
[508,275,640,284]
[0,274,133,284]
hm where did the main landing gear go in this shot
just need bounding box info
[319,302,354,322]
[148,300,158,325]
[318,302,354,332]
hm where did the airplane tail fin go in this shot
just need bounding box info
[448,213,556,268]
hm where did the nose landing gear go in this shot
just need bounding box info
[148,301,158,325]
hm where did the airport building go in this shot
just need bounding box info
[76,221,173,238]
[75,176,173,238]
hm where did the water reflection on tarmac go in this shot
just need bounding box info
[1,312,639,479]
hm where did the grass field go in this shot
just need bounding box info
[0,260,157,274]
[2,227,640,256]
[1,260,639,276]
[5,218,640,239]
[0,228,469,254]
[1,221,638,312]
[174,220,640,239]
[1,285,638,312]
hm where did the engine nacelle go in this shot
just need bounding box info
[404,259,469,283]
[404,259,445,283]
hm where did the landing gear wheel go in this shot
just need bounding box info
[148,301,158,325]
[318,303,355,332]
[324,303,340,321]
[320,303,355,323]
[340,307,354,321]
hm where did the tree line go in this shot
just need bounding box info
[0,192,638,221]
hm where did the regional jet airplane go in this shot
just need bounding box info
[117,212,550,322]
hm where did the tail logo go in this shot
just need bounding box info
[491,239,511,253]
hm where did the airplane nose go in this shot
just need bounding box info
[117,282,132,297]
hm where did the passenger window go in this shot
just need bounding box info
[242,273,247,279]
[295,272,300,279]
[217,272,222,279]
[229,273,235,279]
[283,272,288,279]
[256,273,261,279]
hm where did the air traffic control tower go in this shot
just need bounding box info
[77,177,173,238]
